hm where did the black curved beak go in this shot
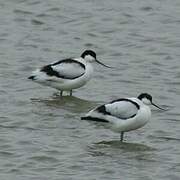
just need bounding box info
[151,102,167,111]
[95,59,113,68]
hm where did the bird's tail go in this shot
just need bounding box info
[28,69,42,81]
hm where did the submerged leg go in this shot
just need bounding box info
[120,132,124,142]
[60,91,63,97]
[70,90,72,96]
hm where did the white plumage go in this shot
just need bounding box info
[81,93,165,141]
[52,60,85,79]
[105,99,138,119]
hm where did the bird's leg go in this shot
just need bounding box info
[60,91,63,97]
[70,90,72,96]
[120,132,124,142]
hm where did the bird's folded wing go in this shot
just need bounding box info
[104,100,139,119]
[41,59,85,79]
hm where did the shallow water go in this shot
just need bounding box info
[0,0,180,179]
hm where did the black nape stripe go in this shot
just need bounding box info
[110,98,140,109]
[81,116,109,123]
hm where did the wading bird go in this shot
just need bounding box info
[81,93,165,141]
[28,50,112,96]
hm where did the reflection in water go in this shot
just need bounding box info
[92,140,155,152]
[87,140,156,160]
[31,95,98,113]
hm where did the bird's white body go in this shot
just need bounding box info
[30,58,94,91]
[84,97,151,133]
[82,93,165,141]
[111,98,151,133]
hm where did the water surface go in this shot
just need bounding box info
[0,0,180,179]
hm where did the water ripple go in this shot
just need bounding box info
[0,0,180,179]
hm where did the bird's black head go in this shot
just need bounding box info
[81,50,96,59]
[138,93,152,102]
[138,93,166,110]
[80,50,113,68]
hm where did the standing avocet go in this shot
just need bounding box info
[81,93,165,141]
[28,50,111,96]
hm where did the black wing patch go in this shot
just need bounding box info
[41,65,60,77]
[41,58,85,79]
[96,99,139,120]
[96,105,111,115]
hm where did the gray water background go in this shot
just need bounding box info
[0,0,180,179]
